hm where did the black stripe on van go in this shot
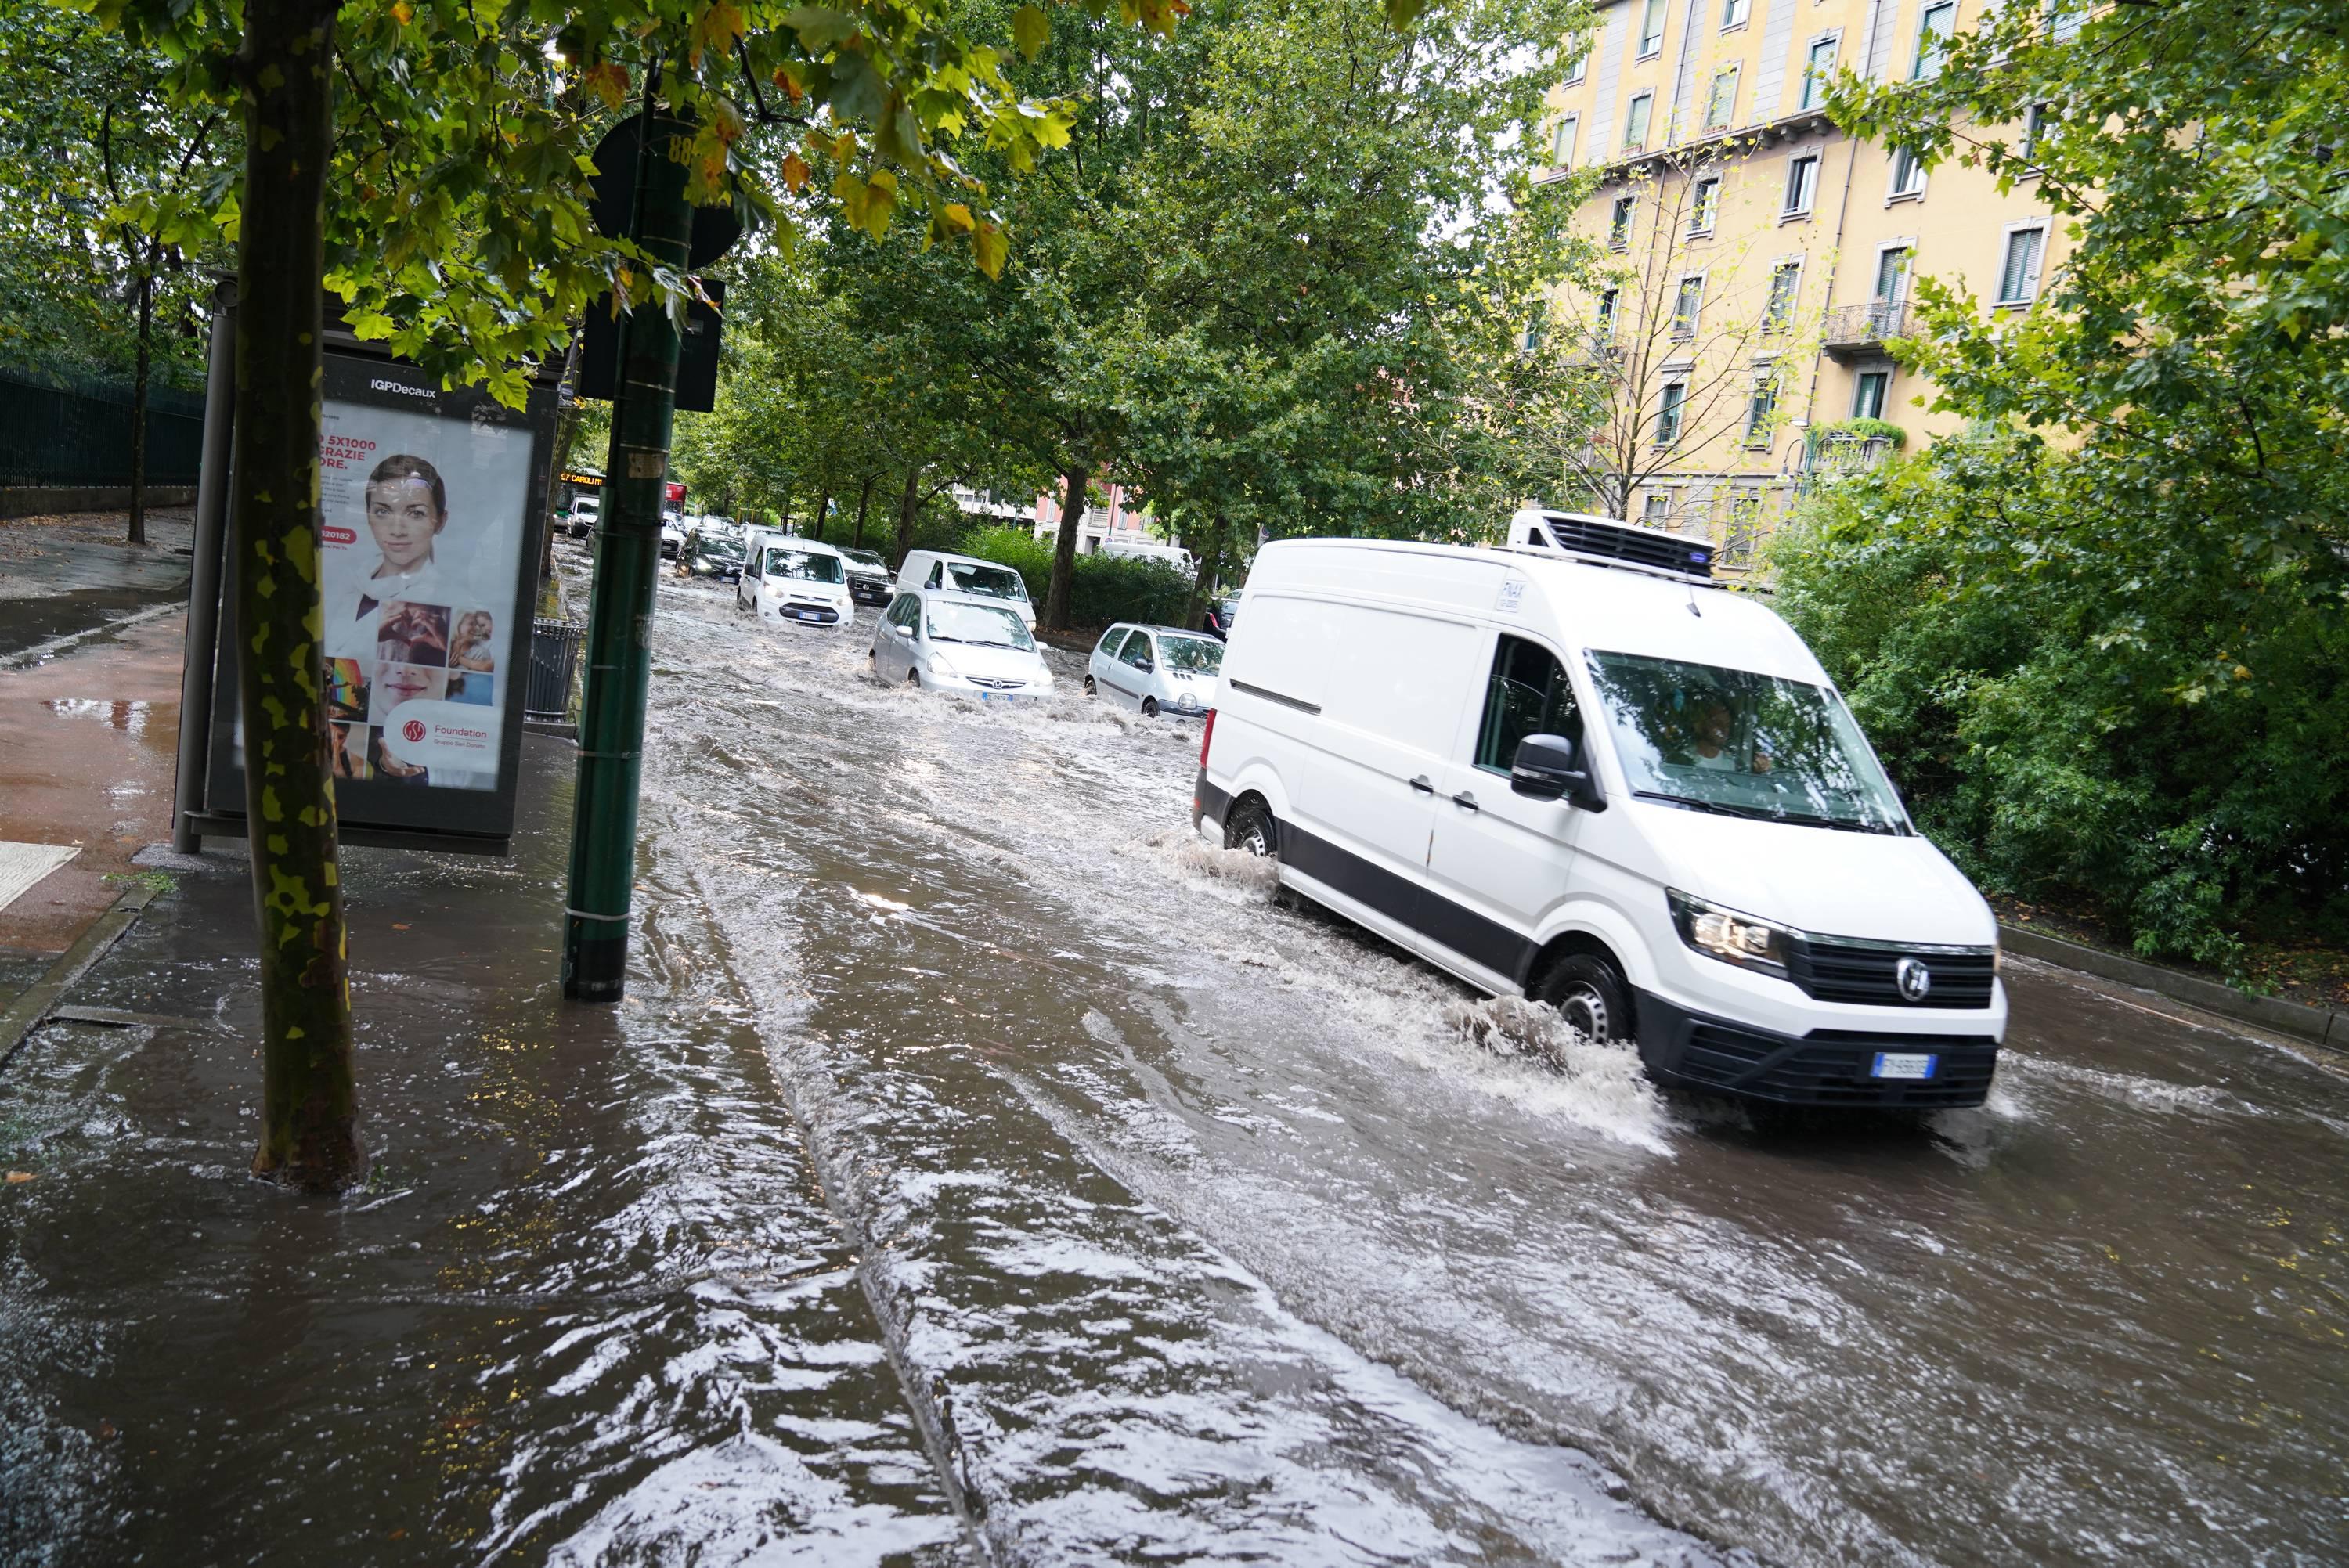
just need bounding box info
[1279,820,1539,986]
[1227,679,1321,715]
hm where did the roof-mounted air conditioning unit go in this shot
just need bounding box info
[1502,509,1716,582]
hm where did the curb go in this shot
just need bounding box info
[0,881,161,1069]
[2000,924,2344,1049]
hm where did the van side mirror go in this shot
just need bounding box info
[1511,733,1607,812]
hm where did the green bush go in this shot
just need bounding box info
[957,524,1196,630]
[1770,431,2349,971]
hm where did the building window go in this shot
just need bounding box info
[1997,224,2048,304]
[2021,102,2051,165]
[2045,0,2087,41]
[1800,37,1838,111]
[1640,0,1667,56]
[1564,45,1591,85]
[1609,195,1636,250]
[1766,261,1801,331]
[1723,489,1765,564]
[1703,67,1740,132]
[1690,176,1721,232]
[1784,153,1820,214]
[1672,276,1704,337]
[1643,489,1676,524]
[1745,371,1778,445]
[1656,382,1687,445]
[1853,369,1889,419]
[1720,0,1750,30]
[1522,307,1544,353]
[1874,245,1912,302]
[1624,92,1653,152]
[1913,0,1955,80]
[1889,146,1926,199]
[1552,114,1579,166]
[1596,288,1619,340]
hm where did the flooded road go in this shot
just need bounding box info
[632,566,2347,1566]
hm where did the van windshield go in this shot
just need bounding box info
[1585,650,1911,834]
[765,548,843,583]
[944,561,1028,601]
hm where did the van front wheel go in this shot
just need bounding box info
[1224,798,1276,860]
[1533,953,1633,1045]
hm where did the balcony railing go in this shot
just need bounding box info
[1803,432,1896,478]
[1820,300,1911,355]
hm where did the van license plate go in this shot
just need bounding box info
[1871,1052,1937,1080]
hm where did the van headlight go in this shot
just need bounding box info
[1667,889,1795,978]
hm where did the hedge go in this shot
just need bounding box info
[957,525,1196,630]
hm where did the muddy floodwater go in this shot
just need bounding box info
[5,558,2345,1566]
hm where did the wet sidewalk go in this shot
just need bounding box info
[0,730,972,1563]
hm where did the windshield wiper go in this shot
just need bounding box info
[1634,790,1776,821]
[1636,791,1907,834]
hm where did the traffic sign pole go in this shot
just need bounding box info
[561,108,693,1003]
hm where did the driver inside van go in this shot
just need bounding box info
[1688,698,1773,773]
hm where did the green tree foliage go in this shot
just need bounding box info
[958,523,1192,626]
[1773,434,2349,970]
[1783,0,2349,964]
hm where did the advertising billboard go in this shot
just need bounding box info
[197,349,557,850]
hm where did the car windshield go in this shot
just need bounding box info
[944,561,1028,601]
[765,548,843,583]
[695,537,742,561]
[840,548,886,568]
[1585,650,1911,834]
[1158,634,1223,674]
[926,600,1035,649]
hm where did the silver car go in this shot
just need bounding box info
[1084,623,1223,718]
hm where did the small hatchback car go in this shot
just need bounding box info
[873,589,1055,702]
[1086,624,1223,718]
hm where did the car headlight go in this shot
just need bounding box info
[925,650,958,676]
[1175,690,1200,712]
[1667,889,1795,979]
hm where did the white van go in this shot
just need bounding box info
[892,550,1037,630]
[1193,513,2007,1109]
[737,531,856,628]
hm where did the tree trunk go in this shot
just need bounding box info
[1182,513,1227,630]
[852,473,874,548]
[1043,464,1089,633]
[893,466,922,568]
[236,0,359,1192]
[128,257,153,546]
[811,488,830,542]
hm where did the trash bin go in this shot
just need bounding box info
[525,618,583,722]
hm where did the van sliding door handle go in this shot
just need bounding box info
[1451,791,1479,812]
[1409,775,1435,795]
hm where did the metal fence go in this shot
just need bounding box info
[0,366,207,488]
[525,617,585,723]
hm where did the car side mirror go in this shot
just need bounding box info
[1511,733,1607,812]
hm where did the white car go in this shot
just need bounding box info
[1193,511,2006,1112]
[659,513,687,559]
[737,532,856,628]
[1085,623,1222,718]
[892,550,1036,630]
[872,589,1055,702]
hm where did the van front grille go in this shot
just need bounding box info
[1787,939,1996,1008]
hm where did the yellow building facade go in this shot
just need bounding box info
[1540,0,2068,570]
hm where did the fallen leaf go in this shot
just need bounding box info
[5,1172,34,1184]
[98,1421,117,1439]
[392,922,411,931]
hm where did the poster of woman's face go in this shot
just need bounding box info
[316,392,533,797]
[328,721,373,780]
[369,661,448,725]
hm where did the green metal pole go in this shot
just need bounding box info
[562,109,692,1003]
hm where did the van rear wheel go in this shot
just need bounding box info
[1533,953,1633,1045]
[1084,675,1096,696]
[1225,798,1276,859]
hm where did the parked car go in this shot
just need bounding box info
[678,530,745,582]
[1193,511,2006,1111]
[891,550,1036,630]
[566,496,601,539]
[737,531,855,627]
[838,546,893,605]
[1085,623,1223,718]
[659,512,687,559]
[871,589,1055,701]
[1099,535,1196,575]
